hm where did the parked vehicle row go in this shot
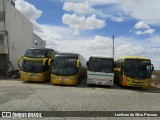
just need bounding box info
[17,48,154,88]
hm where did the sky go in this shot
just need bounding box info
[14,0,160,70]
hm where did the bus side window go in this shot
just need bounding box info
[120,60,124,74]
[117,60,120,68]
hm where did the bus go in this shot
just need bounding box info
[114,56,154,88]
[17,48,57,82]
[87,56,114,86]
[51,53,87,85]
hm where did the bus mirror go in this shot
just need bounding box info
[151,64,154,71]
[17,56,24,70]
[86,61,89,67]
[43,58,49,66]
[17,56,23,64]
[48,58,53,66]
[120,64,124,73]
[77,59,80,67]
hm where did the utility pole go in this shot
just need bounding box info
[112,36,114,59]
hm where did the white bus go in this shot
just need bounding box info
[87,56,114,86]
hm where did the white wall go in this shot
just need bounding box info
[0,0,4,11]
[5,0,34,70]
[33,33,46,48]
[0,22,4,31]
[0,0,7,54]
[0,0,5,35]
[0,32,8,54]
[0,0,46,72]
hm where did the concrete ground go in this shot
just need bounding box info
[0,78,160,120]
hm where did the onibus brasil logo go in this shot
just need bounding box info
[1,112,42,118]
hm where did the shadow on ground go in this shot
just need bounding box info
[1,78,160,94]
[115,84,160,94]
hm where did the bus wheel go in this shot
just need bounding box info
[87,84,91,87]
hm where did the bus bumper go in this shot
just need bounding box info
[87,78,114,86]
[51,74,78,85]
[20,71,49,82]
[122,77,151,88]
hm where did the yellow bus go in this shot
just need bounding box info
[114,56,154,88]
[51,53,87,85]
[17,48,57,82]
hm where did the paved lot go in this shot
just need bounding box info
[0,78,160,120]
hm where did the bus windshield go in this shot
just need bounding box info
[22,60,46,73]
[25,49,47,58]
[52,57,78,76]
[124,59,151,78]
[88,58,114,73]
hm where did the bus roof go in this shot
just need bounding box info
[55,53,80,57]
[89,55,113,59]
[28,48,54,51]
[115,56,150,61]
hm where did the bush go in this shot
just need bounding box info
[152,70,160,85]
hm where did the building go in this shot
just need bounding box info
[0,0,46,75]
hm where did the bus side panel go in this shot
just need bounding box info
[114,68,121,85]
[79,56,87,79]
[79,66,87,79]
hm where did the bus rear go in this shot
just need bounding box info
[87,56,114,86]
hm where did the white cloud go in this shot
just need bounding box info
[85,35,112,50]
[57,35,160,69]
[148,35,160,45]
[135,21,150,29]
[110,16,124,22]
[62,14,105,33]
[62,0,160,26]
[56,36,113,60]
[134,21,155,35]
[34,25,63,48]
[61,0,119,5]
[63,1,126,23]
[116,44,145,56]
[15,0,42,22]
[135,28,155,35]
[15,0,67,50]
[119,0,160,26]
[63,2,95,14]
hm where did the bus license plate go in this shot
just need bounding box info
[60,81,65,84]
